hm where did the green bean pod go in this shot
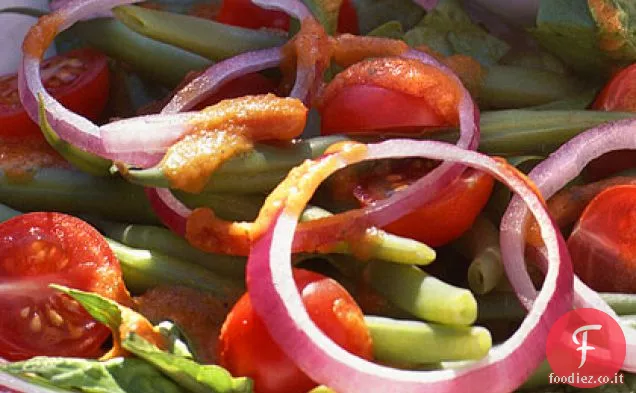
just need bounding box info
[123,136,348,192]
[66,18,211,86]
[107,239,244,303]
[366,261,478,326]
[113,5,286,61]
[451,215,503,295]
[0,203,20,222]
[92,220,247,280]
[366,316,491,364]
[300,206,436,266]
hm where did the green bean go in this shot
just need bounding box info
[174,191,263,221]
[366,316,491,364]
[477,292,636,322]
[480,65,583,109]
[528,87,600,111]
[367,261,477,326]
[451,215,503,295]
[434,110,636,156]
[0,168,158,224]
[66,18,211,86]
[37,94,112,177]
[0,167,266,224]
[300,206,436,266]
[92,220,246,280]
[124,136,348,191]
[107,239,244,303]
[113,5,286,61]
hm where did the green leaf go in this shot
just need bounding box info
[50,284,122,333]
[122,333,252,393]
[37,94,113,177]
[404,0,510,66]
[530,0,614,76]
[367,21,405,39]
[0,357,185,393]
[0,357,126,393]
[303,0,342,35]
[352,0,424,34]
[155,321,195,359]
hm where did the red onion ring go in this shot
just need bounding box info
[161,48,284,114]
[500,118,636,371]
[49,0,113,19]
[251,0,312,21]
[144,188,191,236]
[247,139,573,393]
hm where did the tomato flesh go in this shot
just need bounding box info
[568,185,636,293]
[0,212,130,360]
[0,48,109,139]
[354,162,494,247]
[218,269,372,393]
[320,84,447,134]
[337,0,359,34]
[593,63,636,112]
[216,0,290,30]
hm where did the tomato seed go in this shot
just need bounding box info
[47,308,64,327]
[19,307,30,319]
[29,313,42,333]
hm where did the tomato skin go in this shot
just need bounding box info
[0,212,130,361]
[216,0,291,30]
[0,48,110,139]
[218,269,372,393]
[320,84,447,134]
[593,63,636,112]
[355,167,494,247]
[568,185,636,293]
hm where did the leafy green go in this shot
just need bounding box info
[530,0,613,76]
[351,0,424,34]
[0,357,184,393]
[588,0,636,61]
[155,321,195,359]
[302,0,342,35]
[367,21,405,39]
[50,284,122,333]
[122,333,252,393]
[403,0,510,66]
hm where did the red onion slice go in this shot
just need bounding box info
[500,118,636,371]
[162,48,284,114]
[145,188,191,236]
[247,139,573,393]
[0,371,60,393]
[251,0,312,20]
[18,0,142,157]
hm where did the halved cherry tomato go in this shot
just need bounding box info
[0,212,131,361]
[0,48,109,140]
[585,64,636,180]
[216,0,291,30]
[354,161,494,247]
[593,63,636,112]
[216,0,358,34]
[320,84,447,134]
[218,269,372,393]
[568,185,636,293]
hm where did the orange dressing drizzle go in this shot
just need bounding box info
[23,13,64,58]
[588,0,626,56]
[161,94,307,193]
[332,34,409,68]
[101,306,167,360]
[186,142,368,255]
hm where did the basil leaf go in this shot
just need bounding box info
[122,333,252,393]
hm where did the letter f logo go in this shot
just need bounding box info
[572,324,602,368]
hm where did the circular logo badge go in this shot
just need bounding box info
[546,308,626,388]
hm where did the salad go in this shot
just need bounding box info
[1,0,636,392]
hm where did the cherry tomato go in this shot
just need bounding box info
[593,63,636,112]
[337,0,359,34]
[568,185,636,293]
[0,48,109,140]
[320,84,447,134]
[216,0,291,30]
[216,0,359,34]
[0,212,131,361]
[354,161,494,247]
[218,269,372,393]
